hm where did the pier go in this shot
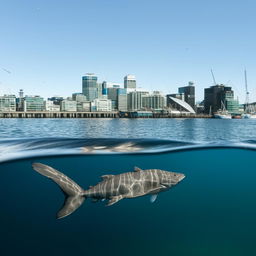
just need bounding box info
[0,111,212,118]
[0,111,119,118]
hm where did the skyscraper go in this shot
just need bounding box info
[178,82,195,110]
[117,88,127,111]
[107,87,119,110]
[82,73,98,101]
[102,81,108,96]
[204,84,234,114]
[142,92,166,110]
[127,91,149,111]
[124,75,136,89]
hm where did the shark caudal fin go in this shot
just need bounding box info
[32,163,85,219]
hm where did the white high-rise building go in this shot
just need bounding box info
[127,91,149,111]
[142,92,166,110]
[92,97,112,112]
[124,75,136,89]
[44,100,60,112]
[60,100,77,112]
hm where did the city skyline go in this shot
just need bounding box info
[1,1,256,102]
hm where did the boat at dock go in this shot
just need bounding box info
[241,70,256,119]
[241,113,256,119]
[214,112,232,119]
[232,114,242,119]
[214,101,232,119]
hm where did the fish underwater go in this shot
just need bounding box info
[32,163,185,219]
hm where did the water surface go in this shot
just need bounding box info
[1,119,256,255]
[0,118,256,142]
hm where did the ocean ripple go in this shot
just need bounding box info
[0,137,256,163]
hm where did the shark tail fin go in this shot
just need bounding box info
[32,162,86,219]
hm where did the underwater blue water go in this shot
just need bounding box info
[1,148,256,256]
[1,119,256,255]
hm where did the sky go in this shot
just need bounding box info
[1,0,256,102]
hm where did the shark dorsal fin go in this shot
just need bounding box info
[101,174,114,181]
[134,167,143,172]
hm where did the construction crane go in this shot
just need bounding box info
[244,69,249,106]
[211,69,217,85]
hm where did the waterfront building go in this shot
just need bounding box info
[107,82,121,88]
[82,73,98,101]
[168,96,196,114]
[223,90,239,113]
[72,93,87,102]
[124,75,136,89]
[44,100,60,112]
[127,90,149,111]
[0,95,16,112]
[102,81,108,96]
[97,82,103,99]
[195,101,205,114]
[17,89,24,111]
[107,87,119,110]
[77,101,91,112]
[129,111,153,118]
[166,93,184,109]
[24,96,44,111]
[226,98,239,113]
[204,84,234,114]
[47,96,63,105]
[244,102,256,113]
[117,88,127,111]
[178,82,195,110]
[60,99,77,112]
[92,97,112,112]
[142,92,166,110]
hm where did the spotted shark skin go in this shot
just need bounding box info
[32,163,185,219]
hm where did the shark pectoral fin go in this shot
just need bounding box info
[150,194,158,203]
[134,166,143,172]
[101,175,114,181]
[106,195,123,206]
[160,183,169,188]
[57,195,85,219]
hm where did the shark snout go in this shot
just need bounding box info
[178,173,186,182]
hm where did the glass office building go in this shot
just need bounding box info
[178,82,195,110]
[0,95,16,112]
[204,84,234,114]
[124,75,136,89]
[117,88,127,111]
[24,96,44,111]
[82,73,98,101]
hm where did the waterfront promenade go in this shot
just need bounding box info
[0,111,211,118]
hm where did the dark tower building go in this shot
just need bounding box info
[204,84,234,114]
[17,89,24,111]
[178,81,195,110]
[102,81,107,96]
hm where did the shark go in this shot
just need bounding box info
[32,163,185,219]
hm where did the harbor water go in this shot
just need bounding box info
[1,118,256,256]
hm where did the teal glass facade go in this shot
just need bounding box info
[24,96,44,111]
[82,74,98,101]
